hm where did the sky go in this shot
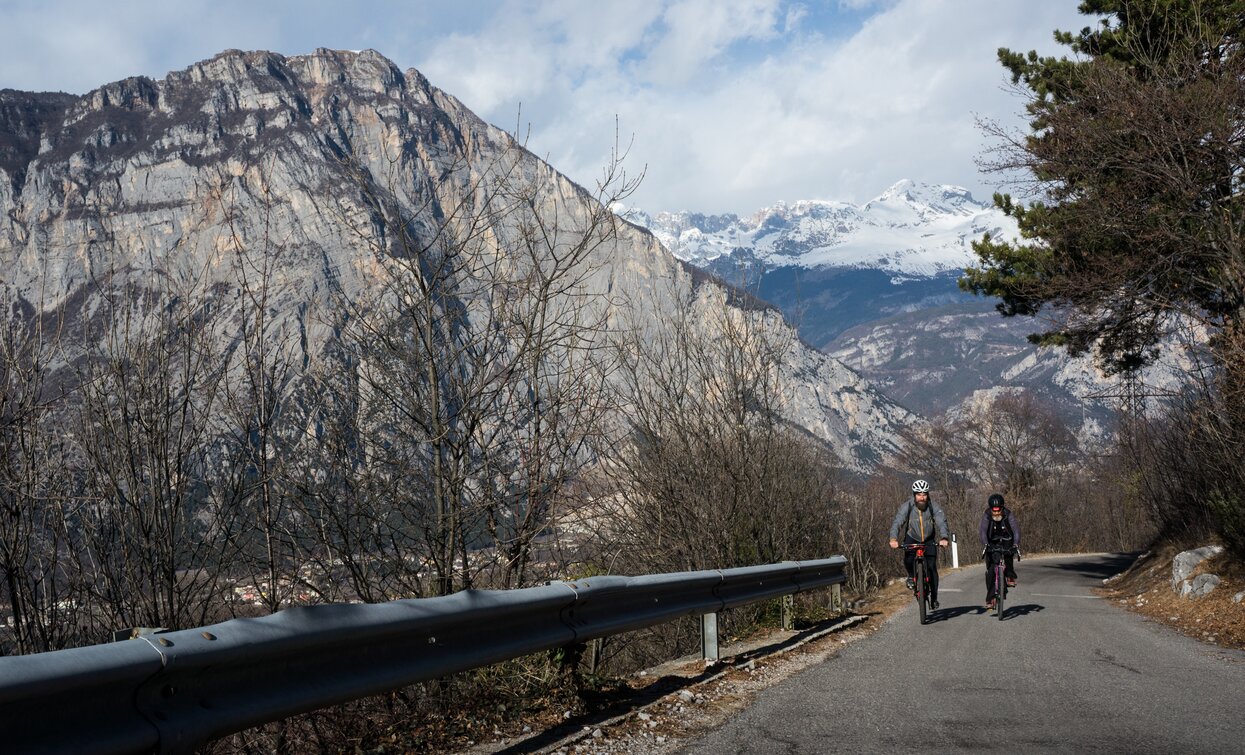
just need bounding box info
[0,0,1094,215]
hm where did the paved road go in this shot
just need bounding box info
[682,554,1245,754]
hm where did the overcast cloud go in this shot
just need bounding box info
[0,0,1089,214]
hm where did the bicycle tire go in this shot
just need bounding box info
[996,559,1005,620]
[915,557,927,625]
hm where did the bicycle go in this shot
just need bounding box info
[983,542,1019,620]
[901,542,940,625]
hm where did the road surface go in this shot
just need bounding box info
[682,553,1245,753]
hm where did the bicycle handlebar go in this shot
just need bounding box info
[981,543,1020,559]
[899,542,943,551]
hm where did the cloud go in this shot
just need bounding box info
[418,0,1088,213]
[639,0,784,84]
[0,0,1089,215]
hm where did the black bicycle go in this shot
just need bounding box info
[984,542,1019,620]
[902,542,939,625]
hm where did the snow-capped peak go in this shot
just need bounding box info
[629,180,1017,277]
[865,179,984,218]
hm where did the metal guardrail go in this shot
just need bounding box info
[0,556,847,754]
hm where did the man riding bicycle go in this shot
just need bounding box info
[888,480,950,609]
[979,493,1021,609]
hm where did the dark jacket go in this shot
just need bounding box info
[888,497,949,543]
[979,507,1021,546]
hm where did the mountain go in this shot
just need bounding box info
[624,181,1015,351]
[624,179,1013,278]
[631,184,1182,432]
[0,48,911,470]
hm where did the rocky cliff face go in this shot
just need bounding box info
[0,48,911,470]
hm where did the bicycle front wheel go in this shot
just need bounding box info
[996,561,1006,620]
[915,558,927,625]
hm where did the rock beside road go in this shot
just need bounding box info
[1172,545,1224,593]
[1180,573,1221,598]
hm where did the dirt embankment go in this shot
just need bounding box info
[1097,541,1245,650]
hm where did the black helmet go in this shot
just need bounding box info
[988,493,1005,511]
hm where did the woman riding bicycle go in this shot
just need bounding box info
[888,480,950,609]
[979,493,1021,609]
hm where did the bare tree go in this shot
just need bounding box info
[70,259,233,633]
[599,277,840,576]
[958,390,1078,504]
[0,288,84,653]
[289,127,640,598]
[208,166,310,615]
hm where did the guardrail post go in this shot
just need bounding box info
[781,594,794,630]
[701,612,719,662]
[587,637,602,675]
[951,533,960,569]
[831,583,843,615]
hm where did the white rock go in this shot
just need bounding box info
[1184,573,1220,598]
[1233,591,1245,603]
[677,690,695,702]
[1172,546,1225,590]
[592,728,603,739]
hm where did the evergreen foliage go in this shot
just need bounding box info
[962,0,1245,374]
[965,1,1245,553]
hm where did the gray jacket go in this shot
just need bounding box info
[888,497,949,543]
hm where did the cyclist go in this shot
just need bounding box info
[979,493,1021,609]
[888,480,950,609]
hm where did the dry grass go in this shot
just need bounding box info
[1098,541,1245,650]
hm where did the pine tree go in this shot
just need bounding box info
[962,0,1245,374]
[963,1,1245,551]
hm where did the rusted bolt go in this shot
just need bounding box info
[158,637,173,647]
[201,632,216,641]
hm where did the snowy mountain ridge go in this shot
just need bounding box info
[623,179,1019,278]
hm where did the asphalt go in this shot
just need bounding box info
[680,553,1245,754]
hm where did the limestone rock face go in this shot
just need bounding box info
[0,48,911,469]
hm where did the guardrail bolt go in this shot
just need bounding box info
[201,632,217,641]
[158,637,174,647]
[161,685,176,699]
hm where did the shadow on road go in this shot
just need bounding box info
[924,605,979,623]
[1036,553,1140,580]
[1000,603,1044,621]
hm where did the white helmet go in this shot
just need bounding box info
[911,479,930,493]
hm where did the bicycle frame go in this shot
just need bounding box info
[984,543,1014,620]
[902,542,939,625]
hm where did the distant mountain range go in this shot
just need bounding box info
[629,183,1182,433]
[624,179,1014,278]
[623,180,1016,350]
